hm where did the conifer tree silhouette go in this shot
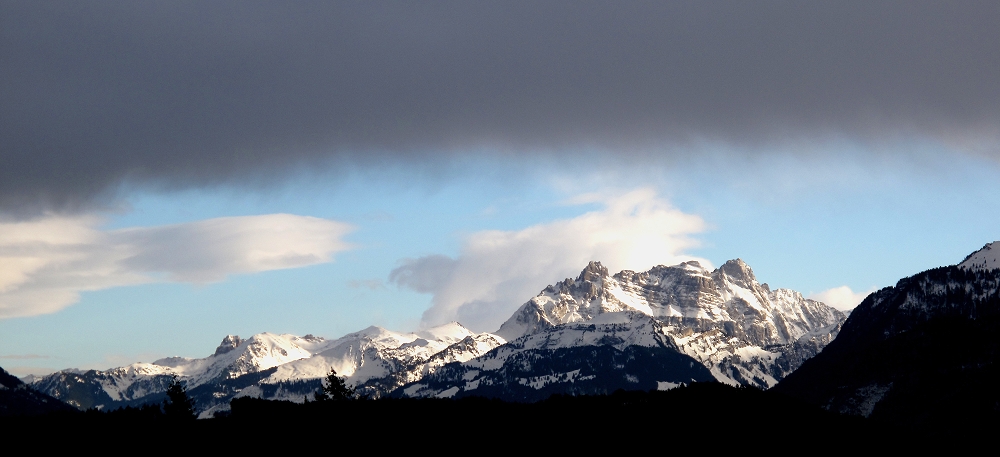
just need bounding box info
[163,376,196,420]
[320,368,355,401]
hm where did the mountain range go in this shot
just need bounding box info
[16,242,1000,426]
[23,257,847,417]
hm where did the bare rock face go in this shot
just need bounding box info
[213,335,243,356]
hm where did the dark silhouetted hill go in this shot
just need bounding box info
[774,265,1000,437]
[0,366,75,417]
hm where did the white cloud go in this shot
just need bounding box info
[809,285,877,311]
[0,214,353,318]
[391,189,708,332]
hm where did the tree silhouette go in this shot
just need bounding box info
[163,376,196,420]
[320,368,355,401]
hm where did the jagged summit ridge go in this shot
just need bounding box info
[392,258,843,399]
[500,259,838,342]
[577,260,610,282]
[492,259,845,388]
[718,258,757,285]
[213,335,243,356]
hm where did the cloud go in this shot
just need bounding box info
[809,286,877,311]
[0,214,353,318]
[390,189,708,331]
[346,279,385,291]
[0,354,50,360]
[4,367,56,378]
[3,2,1000,214]
[389,255,459,294]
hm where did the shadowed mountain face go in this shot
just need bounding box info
[0,366,75,417]
[774,264,1000,428]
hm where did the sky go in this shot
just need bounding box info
[2,1,1000,377]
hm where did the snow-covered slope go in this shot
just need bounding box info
[959,241,1000,272]
[155,332,322,387]
[30,322,490,414]
[490,260,845,388]
[399,311,715,400]
[262,322,502,397]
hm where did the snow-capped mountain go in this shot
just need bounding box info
[31,332,324,411]
[30,322,486,416]
[394,259,845,399]
[30,257,844,415]
[775,243,1000,426]
[959,241,1000,272]
[396,311,716,401]
[506,260,843,384]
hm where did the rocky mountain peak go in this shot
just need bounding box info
[577,261,609,282]
[718,258,757,283]
[213,335,243,356]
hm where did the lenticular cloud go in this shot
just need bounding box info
[0,214,353,318]
[392,189,709,332]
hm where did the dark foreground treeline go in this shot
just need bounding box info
[4,383,987,450]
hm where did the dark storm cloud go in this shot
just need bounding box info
[3,1,998,213]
